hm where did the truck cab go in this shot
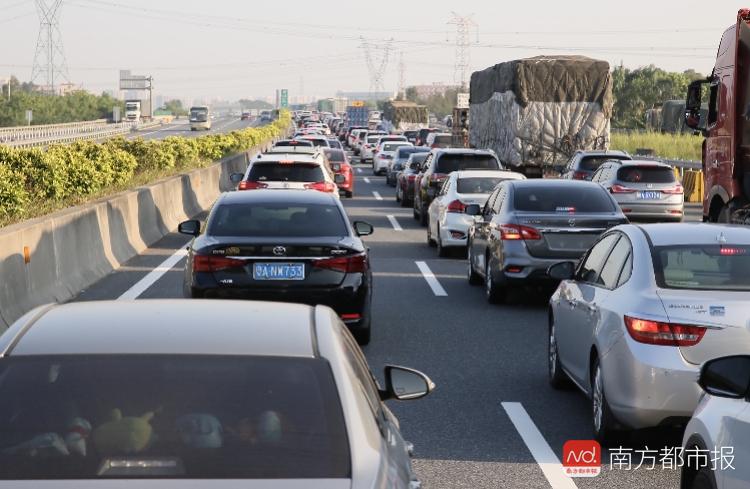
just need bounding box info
[686,9,750,222]
[124,100,141,122]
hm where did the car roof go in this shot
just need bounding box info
[508,179,605,190]
[255,152,320,162]
[616,159,673,169]
[4,300,317,357]
[635,223,750,247]
[577,150,630,158]
[452,170,525,179]
[219,188,337,205]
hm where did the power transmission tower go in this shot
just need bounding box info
[360,37,392,95]
[448,12,477,90]
[31,0,70,94]
[397,51,406,99]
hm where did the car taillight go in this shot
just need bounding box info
[431,173,447,184]
[314,253,368,273]
[238,180,268,190]
[408,175,417,181]
[624,315,706,347]
[573,171,588,180]
[498,224,541,241]
[304,181,337,193]
[193,255,246,272]
[447,199,467,213]
[610,184,636,193]
[662,184,684,194]
[381,154,392,159]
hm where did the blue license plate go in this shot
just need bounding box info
[637,191,661,200]
[253,263,305,281]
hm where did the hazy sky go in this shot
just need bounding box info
[0,0,745,102]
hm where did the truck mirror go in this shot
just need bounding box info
[685,78,709,131]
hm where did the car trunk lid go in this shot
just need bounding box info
[657,288,750,365]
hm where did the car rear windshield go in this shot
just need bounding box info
[617,166,675,183]
[209,203,348,237]
[457,177,506,194]
[325,150,346,162]
[580,156,625,171]
[276,140,312,147]
[513,186,616,213]
[367,137,381,144]
[409,154,428,170]
[654,245,750,291]
[0,355,350,480]
[303,138,328,147]
[433,135,452,145]
[383,143,408,152]
[436,154,500,173]
[397,147,428,160]
[248,163,324,182]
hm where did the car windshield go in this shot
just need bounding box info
[513,186,616,212]
[580,156,628,171]
[436,154,500,173]
[209,203,348,237]
[248,163,324,182]
[0,355,350,480]
[457,177,505,194]
[396,147,427,161]
[654,245,750,291]
[617,166,675,183]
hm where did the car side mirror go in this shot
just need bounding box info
[698,355,750,399]
[547,261,576,280]
[464,204,481,216]
[230,173,244,184]
[685,78,709,133]
[330,163,342,172]
[334,174,346,184]
[178,219,201,237]
[353,221,374,237]
[380,365,435,401]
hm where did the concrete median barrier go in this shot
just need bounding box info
[0,150,251,331]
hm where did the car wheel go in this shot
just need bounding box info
[419,201,428,227]
[592,358,618,445]
[437,226,449,257]
[427,224,436,247]
[485,257,504,304]
[353,323,371,346]
[548,318,570,388]
[396,186,402,202]
[689,465,717,489]
[413,198,420,220]
[467,245,482,285]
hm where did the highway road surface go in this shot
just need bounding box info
[73,151,702,489]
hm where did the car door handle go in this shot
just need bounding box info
[405,441,415,457]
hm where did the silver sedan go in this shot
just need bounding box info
[0,300,433,487]
[547,223,750,444]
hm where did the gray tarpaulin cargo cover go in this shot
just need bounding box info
[382,100,429,131]
[469,56,613,170]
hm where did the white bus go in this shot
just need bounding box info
[189,106,211,131]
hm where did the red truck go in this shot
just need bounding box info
[686,9,750,222]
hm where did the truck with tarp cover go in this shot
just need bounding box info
[381,100,429,133]
[469,55,613,177]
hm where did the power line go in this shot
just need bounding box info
[448,12,477,90]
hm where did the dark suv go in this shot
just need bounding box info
[561,150,631,180]
[413,149,502,225]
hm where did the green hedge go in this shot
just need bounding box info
[0,112,291,220]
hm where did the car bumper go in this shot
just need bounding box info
[438,214,474,247]
[618,201,684,221]
[362,150,374,160]
[600,334,700,429]
[374,159,390,171]
[496,243,571,284]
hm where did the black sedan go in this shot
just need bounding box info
[179,189,374,344]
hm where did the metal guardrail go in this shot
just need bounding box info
[0,119,165,148]
[636,155,702,172]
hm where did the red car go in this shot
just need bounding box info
[324,149,354,198]
[397,152,429,207]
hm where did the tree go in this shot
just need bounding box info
[163,99,187,116]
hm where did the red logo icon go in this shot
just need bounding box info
[563,440,601,477]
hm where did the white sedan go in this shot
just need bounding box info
[681,354,750,489]
[373,141,413,176]
[427,170,525,256]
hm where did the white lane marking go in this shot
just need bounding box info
[386,215,402,231]
[118,245,189,300]
[357,168,363,173]
[415,261,448,297]
[372,191,383,201]
[364,177,371,184]
[502,402,578,489]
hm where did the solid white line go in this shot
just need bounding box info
[118,245,189,300]
[364,177,371,183]
[387,215,402,231]
[357,168,363,173]
[372,191,383,201]
[502,402,578,489]
[415,261,448,296]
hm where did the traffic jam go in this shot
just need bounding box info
[4,13,750,489]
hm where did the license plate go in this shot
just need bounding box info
[637,191,661,200]
[253,263,305,281]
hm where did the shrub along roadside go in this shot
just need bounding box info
[0,112,291,225]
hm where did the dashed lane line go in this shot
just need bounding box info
[364,177,371,183]
[118,245,189,300]
[415,261,448,296]
[386,215,403,231]
[373,191,383,201]
[502,402,578,489]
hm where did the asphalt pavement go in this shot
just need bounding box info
[127,115,259,141]
[74,150,702,488]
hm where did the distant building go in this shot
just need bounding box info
[411,83,459,99]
